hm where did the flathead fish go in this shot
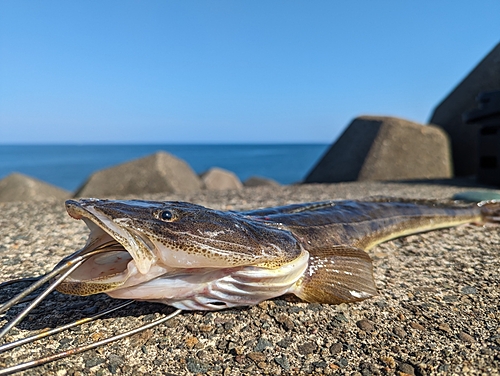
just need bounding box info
[57,198,500,310]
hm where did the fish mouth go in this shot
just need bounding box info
[58,199,158,295]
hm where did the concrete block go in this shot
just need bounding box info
[429,43,500,176]
[464,90,500,185]
[200,167,243,191]
[75,151,202,197]
[243,176,281,188]
[0,173,70,202]
[304,116,452,183]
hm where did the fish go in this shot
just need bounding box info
[55,197,500,310]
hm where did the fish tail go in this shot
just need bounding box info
[289,246,377,304]
[479,201,500,223]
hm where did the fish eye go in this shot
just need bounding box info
[159,210,174,221]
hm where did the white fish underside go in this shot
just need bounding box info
[106,252,309,310]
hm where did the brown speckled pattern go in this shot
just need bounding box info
[73,199,303,268]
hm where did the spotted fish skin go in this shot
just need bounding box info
[240,198,497,304]
[57,198,499,310]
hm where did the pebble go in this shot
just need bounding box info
[437,323,452,333]
[334,313,349,323]
[199,324,213,332]
[235,355,246,364]
[254,337,272,352]
[186,357,208,374]
[461,286,478,294]
[185,336,199,348]
[312,360,327,369]
[84,357,105,368]
[398,362,415,375]
[380,356,396,368]
[393,326,407,338]
[307,303,323,311]
[257,361,269,370]
[297,341,317,355]
[329,342,343,355]
[337,357,349,367]
[274,355,290,371]
[409,322,425,331]
[247,352,266,363]
[164,318,179,328]
[443,295,459,302]
[277,337,292,348]
[276,313,295,330]
[458,331,475,343]
[438,364,450,372]
[356,319,375,332]
[107,354,124,375]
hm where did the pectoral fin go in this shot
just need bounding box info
[290,246,377,304]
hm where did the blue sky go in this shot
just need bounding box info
[1,1,499,144]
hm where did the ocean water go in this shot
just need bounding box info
[0,144,329,192]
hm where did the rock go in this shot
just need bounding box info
[356,319,375,332]
[186,357,208,374]
[274,356,290,371]
[304,116,452,183]
[75,151,202,197]
[84,357,105,368]
[458,331,475,343]
[200,167,243,191]
[247,352,266,363]
[297,341,317,355]
[460,286,478,295]
[337,358,349,367]
[429,43,500,176]
[243,176,281,188]
[437,322,452,333]
[409,322,425,331]
[275,314,295,331]
[329,343,343,355]
[277,338,292,348]
[312,361,327,369]
[393,326,407,339]
[0,173,70,202]
[398,362,415,375]
[463,90,500,185]
[254,337,272,352]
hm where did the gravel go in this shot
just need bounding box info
[0,181,499,375]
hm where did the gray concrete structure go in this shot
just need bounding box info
[0,172,70,202]
[429,43,500,176]
[305,116,452,183]
[244,176,281,188]
[75,151,202,197]
[200,167,243,191]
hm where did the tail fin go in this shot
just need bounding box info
[480,201,500,223]
[290,246,377,304]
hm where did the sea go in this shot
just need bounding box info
[0,144,329,192]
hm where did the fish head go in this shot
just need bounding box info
[58,199,302,296]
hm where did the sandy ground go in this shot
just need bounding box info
[0,181,499,376]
